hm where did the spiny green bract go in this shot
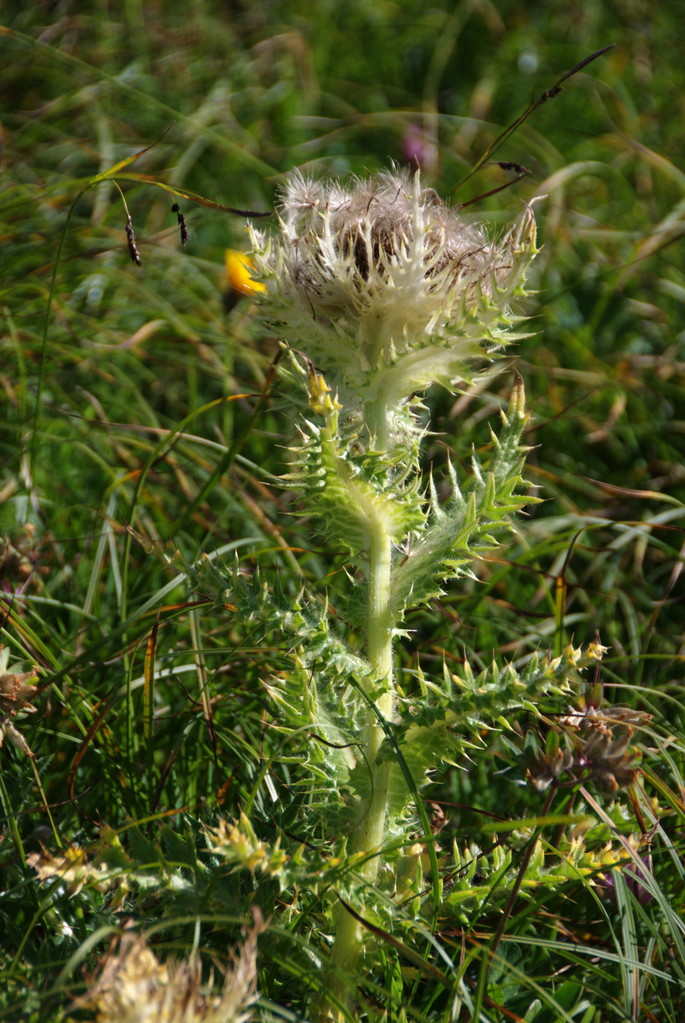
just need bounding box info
[389,391,535,622]
[198,563,603,844]
[193,558,372,729]
[284,407,426,556]
[359,644,603,824]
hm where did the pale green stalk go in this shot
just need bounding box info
[321,421,396,1020]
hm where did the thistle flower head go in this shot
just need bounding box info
[249,168,538,424]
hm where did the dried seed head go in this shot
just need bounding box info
[529,698,651,795]
[78,911,265,1023]
[171,202,189,246]
[0,646,39,757]
[125,214,142,266]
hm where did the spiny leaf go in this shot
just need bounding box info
[389,398,535,620]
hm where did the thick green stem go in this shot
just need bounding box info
[321,515,395,1020]
[363,387,390,453]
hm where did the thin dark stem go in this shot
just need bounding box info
[489,785,556,958]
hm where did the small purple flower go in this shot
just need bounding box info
[401,124,437,174]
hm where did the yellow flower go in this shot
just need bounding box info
[224,250,266,297]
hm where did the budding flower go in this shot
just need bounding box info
[249,169,538,434]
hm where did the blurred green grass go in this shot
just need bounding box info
[1,1,684,1019]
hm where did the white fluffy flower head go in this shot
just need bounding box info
[250,169,537,406]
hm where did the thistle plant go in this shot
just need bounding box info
[199,169,609,1019]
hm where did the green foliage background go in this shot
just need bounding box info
[1,1,684,1020]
